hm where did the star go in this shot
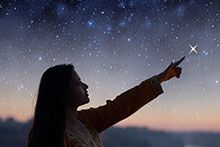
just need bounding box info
[189,44,198,54]
[87,20,94,28]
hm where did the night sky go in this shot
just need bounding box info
[0,0,219,132]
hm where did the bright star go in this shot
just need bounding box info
[87,20,94,28]
[189,44,198,54]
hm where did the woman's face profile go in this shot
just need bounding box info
[67,70,90,107]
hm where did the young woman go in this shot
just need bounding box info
[28,57,185,147]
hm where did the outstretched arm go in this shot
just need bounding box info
[78,57,184,133]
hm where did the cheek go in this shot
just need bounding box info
[68,87,87,106]
[72,87,85,98]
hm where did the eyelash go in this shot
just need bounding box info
[73,81,82,86]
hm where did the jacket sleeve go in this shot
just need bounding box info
[77,75,164,133]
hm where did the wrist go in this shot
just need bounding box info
[157,72,165,83]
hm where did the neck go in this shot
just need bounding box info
[65,105,78,127]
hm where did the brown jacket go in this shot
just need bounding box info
[64,75,164,146]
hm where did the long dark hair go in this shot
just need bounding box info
[28,64,74,147]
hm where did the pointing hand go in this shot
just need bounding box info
[157,56,185,83]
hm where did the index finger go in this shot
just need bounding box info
[173,56,185,66]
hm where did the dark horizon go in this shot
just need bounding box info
[1,117,220,147]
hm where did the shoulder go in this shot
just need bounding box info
[76,109,97,131]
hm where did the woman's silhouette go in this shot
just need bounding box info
[27,57,185,147]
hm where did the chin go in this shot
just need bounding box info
[79,99,90,107]
[86,97,90,103]
[84,97,90,104]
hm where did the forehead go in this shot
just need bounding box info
[72,70,81,82]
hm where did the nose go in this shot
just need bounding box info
[82,82,88,89]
